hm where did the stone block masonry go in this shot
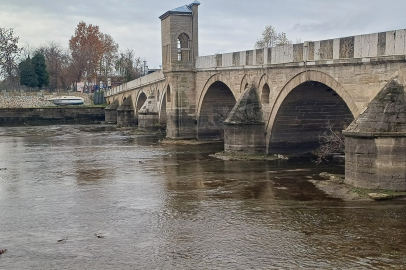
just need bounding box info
[196,29,406,70]
[0,107,105,126]
[344,78,406,191]
[0,92,92,108]
[224,85,266,154]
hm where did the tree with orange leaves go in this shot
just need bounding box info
[69,21,104,88]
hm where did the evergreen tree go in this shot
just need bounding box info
[19,57,38,87]
[31,53,49,88]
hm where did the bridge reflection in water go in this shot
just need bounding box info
[0,125,405,269]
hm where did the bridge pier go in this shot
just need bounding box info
[344,78,406,191]
[224,86,266,154]
[117,96,135,126]
[138,94,160,131]
[105,99,119,124]
[164,74,198,140]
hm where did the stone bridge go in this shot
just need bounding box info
[105,2,406,190]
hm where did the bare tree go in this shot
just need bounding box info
[19,43,34,61]
[255,25,293,49]
[115,49,143,83]
[0,28,21,83]
[277,32,292,46]
[99,33,118,85]
[36,42,70,91]
[255,25,279,49]
[59,53,72,90]
[313,122,346,164]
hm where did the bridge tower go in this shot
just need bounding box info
[159,1,200,139]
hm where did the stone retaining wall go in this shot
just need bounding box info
[0,92,93,108]
[0,107,105,126]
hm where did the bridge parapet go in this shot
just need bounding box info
[105,70,165,97]
[196,29,406,70]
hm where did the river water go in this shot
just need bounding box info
[0,125,405,269]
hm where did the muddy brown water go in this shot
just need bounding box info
[0,125,405,269]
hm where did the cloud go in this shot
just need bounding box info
[1,0,406,67]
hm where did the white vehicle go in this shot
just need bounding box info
[47,96,85,106]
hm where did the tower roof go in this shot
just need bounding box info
[159,1,200,20]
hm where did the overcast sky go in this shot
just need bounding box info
[2,0,406,68]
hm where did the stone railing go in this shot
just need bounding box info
[105,70,165,97]
[196,29,406,70]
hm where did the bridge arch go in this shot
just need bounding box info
[159,84,169,126]
[197,73,235,117]
[166,85,172,103]
[266,70,359,154]
[136,91,147,114]
[197,76,236,140]
[258,74,271,106]
[240,74,251,94]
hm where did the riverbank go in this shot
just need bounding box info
[309,172,406,201]
[209,151,287,161]
[159,139,223,146]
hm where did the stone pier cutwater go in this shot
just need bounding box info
[105,99,119,124]
[117,96,135,126]
[103,1,406,190]
[224,85,266,154]
[138,94,160,131]
[344,78,406,191]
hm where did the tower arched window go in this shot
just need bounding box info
[177,33,190,62]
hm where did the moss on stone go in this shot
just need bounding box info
[225,85,264,124]
[345,77,406,134]
[351,187,406,199]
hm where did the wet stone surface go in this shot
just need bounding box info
[0,125,405,269]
